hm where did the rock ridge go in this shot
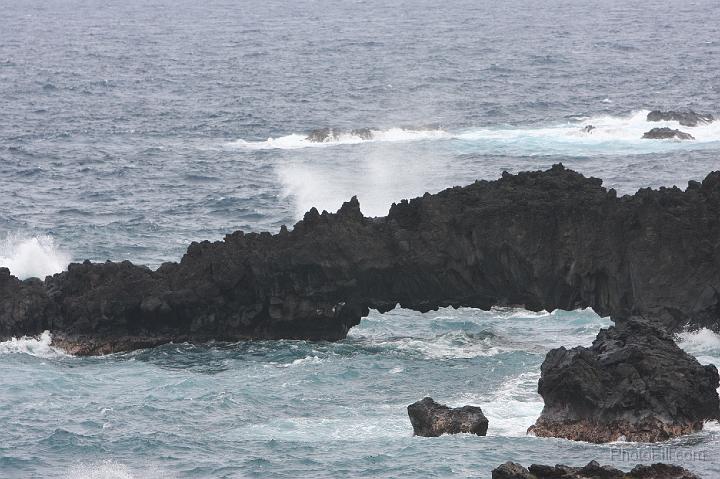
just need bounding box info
[3,165,720,354]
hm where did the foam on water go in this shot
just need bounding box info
[463,371,544,437]
[232,111,720,155]
[65,461,169,479]
[454,110,720,157]
[677,328,720,366]
[373,331,505,360]
[229,127,449,150]
[0,330,67,358]
[0,234,70,280]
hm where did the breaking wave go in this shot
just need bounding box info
[228,127,449,150]
[677,328,720,366]
[455,371,543,437]
[231,110,720,154]
[0,331,67,358]
[0,234,70,280]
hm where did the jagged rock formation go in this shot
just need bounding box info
[647,110,714,127]
[3,164,720,354]
[492,460,700,479]
[643,127,695,140]
[529,318,720,443]
[407,397,488,437]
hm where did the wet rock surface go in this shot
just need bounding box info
[643,127,695,140]
[407,397,488,437]
[646,110,714,127]
[3,165,720,354]
[529,318,720,443]
[492,460,700,479]
[306,127,374,142]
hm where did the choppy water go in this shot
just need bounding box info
[2,0,720,477]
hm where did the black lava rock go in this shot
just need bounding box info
[492,460,699,479]
[4,165,720,354]
[407,397,488,437]
[642,127,695,140]
[646,110,714,127]
[529,318,720,442]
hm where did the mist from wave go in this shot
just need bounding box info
[0,234,70,280]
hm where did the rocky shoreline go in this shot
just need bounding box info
[492,460,700,479]
[3,164,720,354]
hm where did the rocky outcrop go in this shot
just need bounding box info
[647,110,714,127]
[492,460,699,479]
[643,127,695,140]
[306,127,374,142]
[3,165,720,354]
[407,397,488,437]
[529,318,720,443]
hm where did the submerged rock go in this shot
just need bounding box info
[529,318,720,443]
[350,127,374,140]
[306,127,340,142]
[582,125,595,133]
[5,165,720,354]
[407,397,488,437]
[647,110,714,127]
[492,460,700,479]
[643,127,695,140]
[306,127,374,142]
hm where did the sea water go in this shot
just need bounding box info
[1,0,720,477]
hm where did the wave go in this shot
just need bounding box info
[65,460,168,479]
[453,371,543,437]
[372,330,506,360]
[230,110,720,153]
[0,330,68,358]
[0,234,70,280]
[677,328,720,366]
[228,127,450,150]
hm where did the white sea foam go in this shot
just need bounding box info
[228,127,450,150]
[65,460,170,479]
[0,234,70,279]
[231,110,720,153]
[677,328,720,366]
[376,331,505,360]
[455,371,543,437]
[0,330,67,358]
[454,110,720,155]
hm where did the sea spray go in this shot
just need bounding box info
[0,234,70,280]
[0,331,67,358]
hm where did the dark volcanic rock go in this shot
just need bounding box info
[350,127,374,140]
[643,127,695,140]
[4,165,720,354]
[582,125,595,133]
[492,461,699,479]
[647,110,714,127]
[529,318,720,443]
[306,127,339,142]
[407,397,488,437]
[306,127,374,142]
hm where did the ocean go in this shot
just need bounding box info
[1,0,719,477]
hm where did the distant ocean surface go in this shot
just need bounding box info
[1,0,720,477]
